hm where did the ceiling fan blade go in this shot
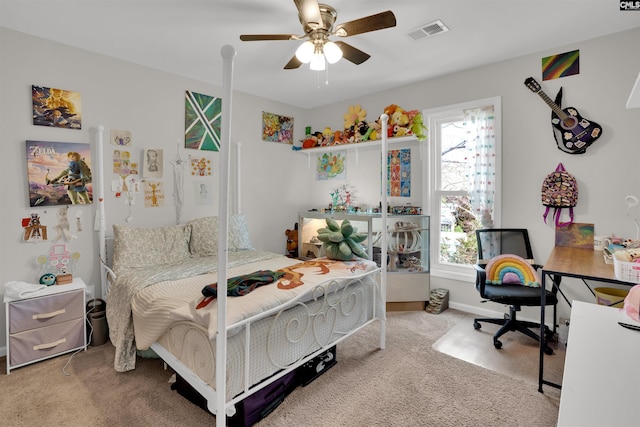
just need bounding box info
[334,11,396,37]
[294,0,323,31]
[240,34,296,41]
[334,41,370,65]
[284,55,303,70]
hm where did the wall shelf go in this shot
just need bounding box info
[297,135,423,166]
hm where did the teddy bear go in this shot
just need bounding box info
[285,227,298,258]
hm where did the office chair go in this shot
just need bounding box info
[474,229,557,354]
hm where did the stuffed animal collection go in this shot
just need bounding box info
[300,103,427,148]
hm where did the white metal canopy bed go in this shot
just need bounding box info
[97,45,391,426]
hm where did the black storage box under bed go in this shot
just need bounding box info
[171,346,337,427]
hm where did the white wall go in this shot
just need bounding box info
[2,26,639,355]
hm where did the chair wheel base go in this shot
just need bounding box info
[493,339,502,349]
[473,321,481,330]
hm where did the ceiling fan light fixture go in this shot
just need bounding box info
[323,41,343,64]
[310,52,326,71]
[295,41,314,63]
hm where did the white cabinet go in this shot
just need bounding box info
[5,278,87,373]
[298,212,430,303]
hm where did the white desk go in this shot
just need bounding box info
[557,301,640,427]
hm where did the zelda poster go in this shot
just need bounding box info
[26,140,93,207]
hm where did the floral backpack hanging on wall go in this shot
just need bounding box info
[541,163,578,227]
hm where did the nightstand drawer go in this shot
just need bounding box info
[9,289,84,333]
[9,318,85,366]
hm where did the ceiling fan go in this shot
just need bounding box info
[239,0,396,70]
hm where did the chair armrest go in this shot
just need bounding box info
[474,264,487,297]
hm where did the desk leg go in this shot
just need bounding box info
[539,272,546,393]
[539,272,563,393]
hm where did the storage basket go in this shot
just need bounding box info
[594,287,629,308]
[613,256,640,284]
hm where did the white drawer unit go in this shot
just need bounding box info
[5,278,87,374]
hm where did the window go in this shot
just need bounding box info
[425,97,501,279]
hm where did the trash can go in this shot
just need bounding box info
[86,298,109,346]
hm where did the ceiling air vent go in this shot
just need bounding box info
[407,20,449,41]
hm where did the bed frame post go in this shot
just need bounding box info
[235,141,241,215]
[96,124,107,300]
[215,44,236,426]
[380,114,388,350]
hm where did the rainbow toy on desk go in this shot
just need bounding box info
[485,254,540,287]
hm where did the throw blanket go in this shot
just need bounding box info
[196,270,286,309]
[106,250,283,372]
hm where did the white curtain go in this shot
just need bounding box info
[464,106,496,228]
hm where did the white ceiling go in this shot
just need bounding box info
[2,1,639,109]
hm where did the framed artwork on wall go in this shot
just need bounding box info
[32,85,82,129]
[185,90,221,151]
[26,140,93,207]
[262,111,294,144]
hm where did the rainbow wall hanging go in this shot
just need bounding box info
[542,49,580,81]
[485,254,540,287]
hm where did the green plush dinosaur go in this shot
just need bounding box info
[316,218,368,260]
[411,113,427,142]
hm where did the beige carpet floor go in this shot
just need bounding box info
[0,309,561,426]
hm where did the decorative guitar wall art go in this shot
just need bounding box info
[524,77,602,154]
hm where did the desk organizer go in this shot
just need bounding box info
[613,256,640,283]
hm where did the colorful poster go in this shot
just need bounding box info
[387,149,411,197]
[317,151,346,180]
[32,85,82,129]
[542,49,580,81]
[26,140,92,207]
[262,111,294,144]
[185,90,221,151]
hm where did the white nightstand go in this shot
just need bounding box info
[4,278,87,374]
